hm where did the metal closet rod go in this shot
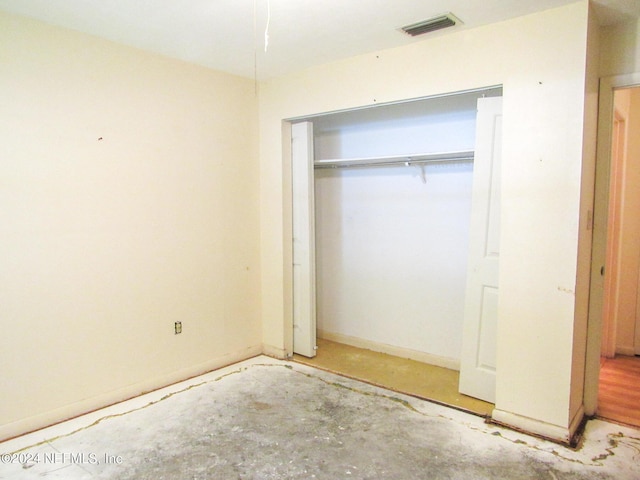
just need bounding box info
[313,150,474,169]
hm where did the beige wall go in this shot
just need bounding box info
[2,0,625,445]
[259,1,593,441]
[600,17,640,77]
[0,11,261,440]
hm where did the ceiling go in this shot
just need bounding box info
[1,0,638,80]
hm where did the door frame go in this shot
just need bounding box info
[601,109,626,359]
[584,72,640,416]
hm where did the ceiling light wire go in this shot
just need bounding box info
[253,0,258,95]
[264,0,271,52]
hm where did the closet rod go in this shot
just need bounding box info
[314,150,474,169]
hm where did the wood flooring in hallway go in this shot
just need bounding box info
[598,355,640,428]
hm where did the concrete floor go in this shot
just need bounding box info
[1,357,639,479]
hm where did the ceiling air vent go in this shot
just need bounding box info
[401,14,458,37]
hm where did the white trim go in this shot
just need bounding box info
[584,71,640,417]
[262,343,291,360]
[285,85,502,122]
[318,329,460,371]
[608,72,640,89]
[615,346,636,356]
[0,345,263,443]
[491,405,584,446]
[0,355,283,453]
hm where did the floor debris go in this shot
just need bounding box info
[1,357,638,479]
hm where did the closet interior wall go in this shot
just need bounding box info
[312,88,502,369]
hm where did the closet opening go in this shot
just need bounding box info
[290,86,503,417]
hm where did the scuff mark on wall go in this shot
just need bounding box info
[558,286,575,295]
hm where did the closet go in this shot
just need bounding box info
[291,87,503,403]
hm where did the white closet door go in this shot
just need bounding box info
[458,97,503,403]
[292,122,317,357]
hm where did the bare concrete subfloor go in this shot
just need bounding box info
[1,357,639,480]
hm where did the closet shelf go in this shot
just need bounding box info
[313,150,474,169]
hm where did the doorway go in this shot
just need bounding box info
[592,84,640,428]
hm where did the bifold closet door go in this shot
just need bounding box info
[458,96,503,404]
[291,122,317,358]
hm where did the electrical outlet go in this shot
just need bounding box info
[174,321,182,335]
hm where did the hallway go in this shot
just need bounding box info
[598,355,640,428]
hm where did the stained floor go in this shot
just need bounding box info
[1,357,639,479]
[294,338,494,416]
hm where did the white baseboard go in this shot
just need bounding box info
[318,329,460,371]
[262,343,291,360]
[491,405,585,446]
[615,345,636,356]
[0,345,262,443]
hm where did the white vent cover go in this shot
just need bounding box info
[401,13,459,36]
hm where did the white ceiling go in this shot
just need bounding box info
[1,0,638,80]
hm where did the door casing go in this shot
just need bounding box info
[584,72,640,416]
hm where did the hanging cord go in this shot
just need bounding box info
[253,0,258,95]
[253,0,271,95]
[264,0,271,52]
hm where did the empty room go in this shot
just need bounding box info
[1,0,640,478]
